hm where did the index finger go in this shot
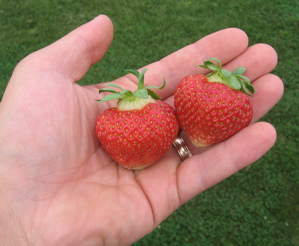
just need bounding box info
[116,28,249,98]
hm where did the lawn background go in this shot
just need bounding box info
[0,0,298,245]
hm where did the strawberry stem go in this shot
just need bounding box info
[199,58,255,96]
[117,96,156,111]
[97,68,166,108]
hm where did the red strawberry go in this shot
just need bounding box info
[174,58,254,148]
[96,69,179,170]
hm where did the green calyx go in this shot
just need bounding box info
[97,68,166,109]
[199,58,255,96]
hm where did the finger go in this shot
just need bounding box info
[223,43,278,82]
[144,40,279,100]
[17,15,114,81]
[145,28,249,96]
[250,74,284,122]
[177,122,277,204]
[111,28,249,97]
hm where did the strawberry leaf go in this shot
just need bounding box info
[244,82,255,94]
[138,68,148,89]
[97,93,123,102]
[238,80,255,96]
[99,88,118,94]
[228,76,241,90]
[237,75,250,84]
[120,89,133,96]
[199,61,219,71]
[147,90,160,100]
[221,69,231,79]
[208,57,222,67]
[199,58,254,96]
[103,83,124,90]
[232,67,246,76]
[144,78,166,90]
[239,80,248,94]
[124,69,140,78]
[125,68,149,90]
[97,68,166,105]
[134,89,148,99]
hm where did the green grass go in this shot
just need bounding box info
[1,0,298,245]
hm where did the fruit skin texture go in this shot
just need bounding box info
[174,58,254,148]
[95,68,179,170]
[96,100,178,169]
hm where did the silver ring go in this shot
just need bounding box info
[172,136,193,161]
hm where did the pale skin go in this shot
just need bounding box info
[0,15,283,245]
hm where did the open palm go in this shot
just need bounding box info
[0,15,283,245]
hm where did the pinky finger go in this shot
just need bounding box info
[176,122,277,205]
[250,73,284,123]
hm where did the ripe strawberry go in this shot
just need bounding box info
[174,58,254,147]
[96,69,179,170]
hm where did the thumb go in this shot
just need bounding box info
[16,15,114,82]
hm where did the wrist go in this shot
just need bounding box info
[0,195,28,245]
[0,217,29,245]
[0,179,39,245]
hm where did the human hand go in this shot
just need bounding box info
[0,15,283,245]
